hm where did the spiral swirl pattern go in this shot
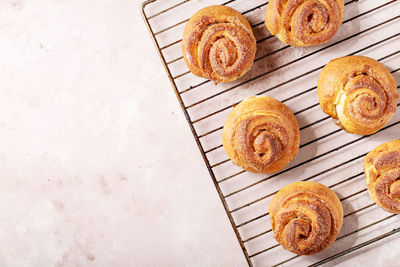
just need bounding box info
[182,6,257,83]
[364,140,400,214]
[265,0,344,46]
[222,96,299,174]
[233,114,290,171]
[269,182,343,255]
[318,56,398,135]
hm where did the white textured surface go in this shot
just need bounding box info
[0,0,245,266]
[1,0,399,266]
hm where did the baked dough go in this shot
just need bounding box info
[269,181,343,255]
[318,55,398,135]
[265,0,344,46]
[182,5,257,83]
[222,96,300,174]
[364,140,400,214]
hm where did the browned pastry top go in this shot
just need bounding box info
[364,140,400,213]
[269,181,343,255]
[182,5,257,83]
[265,0,344,46]
[222,96,300,174]
[318,55,399,135]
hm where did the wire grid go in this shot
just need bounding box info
[141,0,400,266]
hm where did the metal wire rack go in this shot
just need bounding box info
[141,0,400,266]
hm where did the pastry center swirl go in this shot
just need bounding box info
[214,38,238,68]
[253,130,284,164]
[233,114,290,169]
[184,17,256,82]
[274,194,335,254]
[199,23,253,79]
[345,74,388,121]
[280,0,341,45]
[293,2,328,33]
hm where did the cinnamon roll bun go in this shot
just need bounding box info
[364,140,400,214]
[182,5,257,83]
[269,181,343,255]
[265,0,344,46]
[318,56,398,135]
[222,96,300,174]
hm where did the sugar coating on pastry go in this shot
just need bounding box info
[269,181,343,255]
[265,0,344,47]
[182,5,257,83]
[364,140,400,214]
[318,55,399,135]
[222,96,300,174]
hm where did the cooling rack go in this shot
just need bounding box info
[141,0,400,266]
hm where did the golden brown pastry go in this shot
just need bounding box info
[364,140,400,214]
[269,181,343,255]
[222,96,299,174]
[182,5,257,83]
[318,55,399,135]
[265,0,344,46]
